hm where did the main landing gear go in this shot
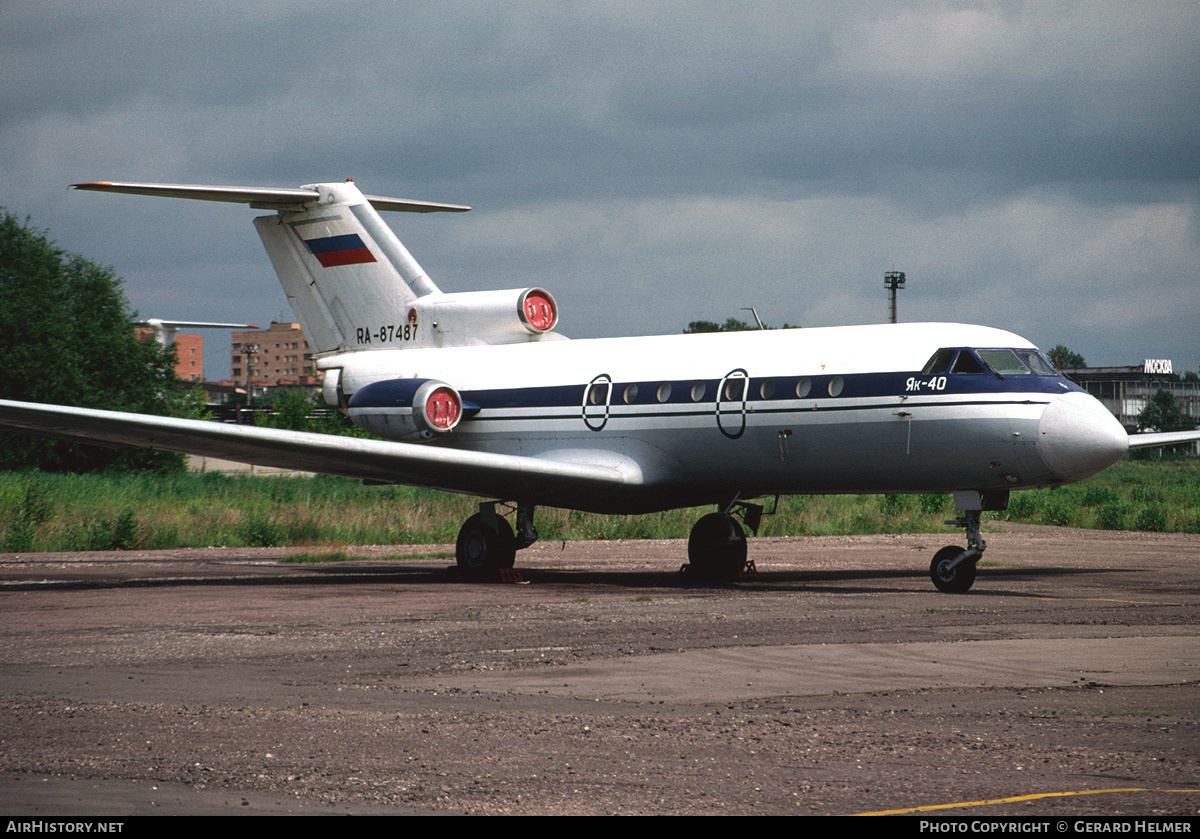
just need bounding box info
[685,500,762,582]
[454,498,765,584]
[455,501,537,580]
[929,490,1008,594]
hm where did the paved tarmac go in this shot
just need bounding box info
[1,523,1197,816]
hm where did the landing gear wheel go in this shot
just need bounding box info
[456,512,516,580]
[930,545,977,594]
[687,513,747,582]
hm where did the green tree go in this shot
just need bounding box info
[684,317,799,333]
[1046,345,1086,369]
[685,317,754,333]
[1136,389,1198,458]
[0,211,187,472]
[254,388,370,437]
[1137,389,1196,433]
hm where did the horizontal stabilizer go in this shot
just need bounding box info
[72,181,471,214]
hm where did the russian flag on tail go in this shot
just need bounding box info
[302,233,377,267]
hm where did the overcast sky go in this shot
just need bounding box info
[2,1,1197,380]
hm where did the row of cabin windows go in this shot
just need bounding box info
[586,375,840,407]
[583,348,1056,409]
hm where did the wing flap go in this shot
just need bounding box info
[0,400,641,501]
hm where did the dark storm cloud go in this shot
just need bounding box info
[1,1,1196,375]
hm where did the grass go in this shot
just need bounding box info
[1,458,1196,553]
[997,458,1200,533]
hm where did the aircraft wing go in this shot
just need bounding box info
[1127,429,1200,449]
[0,400,642,500]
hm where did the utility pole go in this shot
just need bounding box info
[884,271,906,324]
[245,343,259,401]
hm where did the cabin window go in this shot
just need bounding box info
[588,382,609,405]
[795,377,811,398]
[723,378,745,401]
[623,384,639,404]
[759,378,775,399]
[656,383,672,403]
[977,349,1029,375]
[691,382,707,401]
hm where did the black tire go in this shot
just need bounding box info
[687,512,747,582]
[930,545,977,594]
[456,513,516,579]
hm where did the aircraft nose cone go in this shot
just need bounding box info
[1037,391,1128,482]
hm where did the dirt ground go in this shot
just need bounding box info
[1,522,1197,816]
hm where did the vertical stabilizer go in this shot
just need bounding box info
[71,179,480,354]
[253,181,441,354]
[72,179,468,355]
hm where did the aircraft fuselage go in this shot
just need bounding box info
[338,321,1124,514]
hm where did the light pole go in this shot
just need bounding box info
[884,271,906,324]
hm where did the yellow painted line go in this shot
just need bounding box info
[853,787,1200,816]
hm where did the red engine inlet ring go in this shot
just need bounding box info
[520,289,557,333]
[413,382,462,433]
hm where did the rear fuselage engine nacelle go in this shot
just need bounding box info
[346,378,471,441]
[416,287,558,346]
[319,287,560,419]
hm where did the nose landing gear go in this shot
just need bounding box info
[929,490,1007,594]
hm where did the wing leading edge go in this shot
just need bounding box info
[0,400,642,503]
[1127,429,1200,449]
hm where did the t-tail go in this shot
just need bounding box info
[72,180,562,355]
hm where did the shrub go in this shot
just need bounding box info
[919,494,949,516]
[238,514,285,547]
[1096,502,1130,531]
[1133,506,1166,532]
[86,509,139,550]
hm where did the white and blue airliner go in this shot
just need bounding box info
[2,180,1194,592]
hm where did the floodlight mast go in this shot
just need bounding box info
[884,271,906,324]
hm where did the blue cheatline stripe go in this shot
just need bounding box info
[349,370,1070,414]
[461,372,1070,410]
[457,399,1051,427]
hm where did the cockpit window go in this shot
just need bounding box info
[950,351,986,374]
[923,346,1061,378]
[921,349,956,375]
[1016,349,1057,376]
[977,349,1030,375]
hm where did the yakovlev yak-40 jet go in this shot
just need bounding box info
[2,180,1197,592]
